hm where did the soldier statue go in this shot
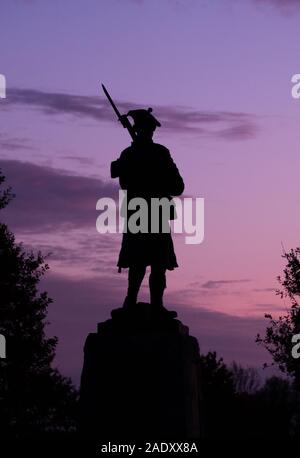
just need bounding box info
[110,106,184,314]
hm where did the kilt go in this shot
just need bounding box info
[117,231,178,270]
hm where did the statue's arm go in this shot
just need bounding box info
[110,148,130,179]
[110,159,121,178]
[164,150,185,196]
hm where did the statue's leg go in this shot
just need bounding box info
[149,265,166,307]
[124,264,147,307]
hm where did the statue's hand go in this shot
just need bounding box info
[119,115,129,129]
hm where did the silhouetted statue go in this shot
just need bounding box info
[110,108,184,313]
[80,92,202,440]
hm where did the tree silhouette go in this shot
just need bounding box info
[199,351,235,438]
[256,248,300,388]
[0,169,78,438]
[199,351,300,438]
[256,376,300,437]
[230,362,261,394]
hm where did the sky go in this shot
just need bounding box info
[1,0,300,384]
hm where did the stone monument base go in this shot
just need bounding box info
[79,303,203,439]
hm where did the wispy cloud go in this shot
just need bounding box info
[254,303,285,311]
[0,158,117,232]
[254,0,300,10]
[0,133,35,152]
[62,156,96,166]
[202,279,251,289]
[4,88,258,140]
[253,287,275,292]
[217,123,257,140]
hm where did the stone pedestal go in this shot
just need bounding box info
[79,303,203,440]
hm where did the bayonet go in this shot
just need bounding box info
[101,84,136,140]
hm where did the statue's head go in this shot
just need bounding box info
[127,108,161,140]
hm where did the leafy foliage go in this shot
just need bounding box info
[0,169,78,438]
[256,248,300,385]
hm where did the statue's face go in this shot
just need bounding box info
[135,125,155,140]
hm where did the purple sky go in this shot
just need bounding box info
[1,0,300,383]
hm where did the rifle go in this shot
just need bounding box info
[101,84,136,141]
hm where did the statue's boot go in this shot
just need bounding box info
[149,270,177,318]
[122,295,136,308]
[123,265,146,309]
